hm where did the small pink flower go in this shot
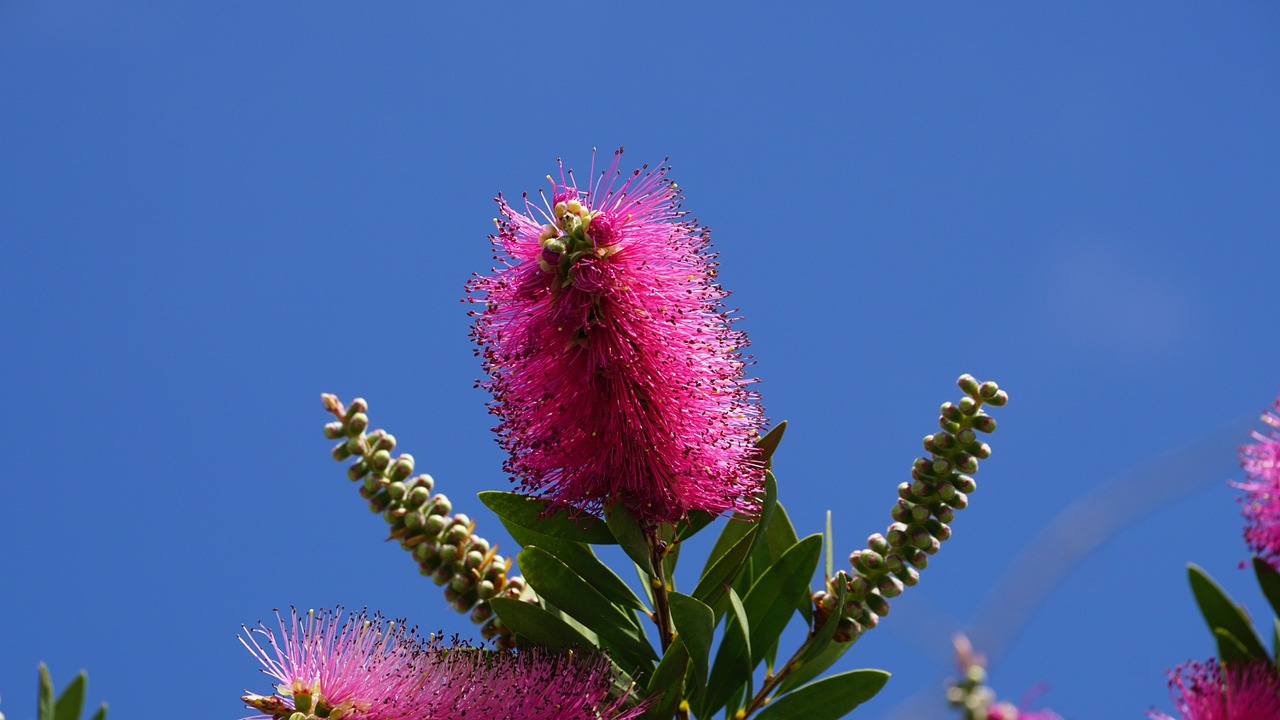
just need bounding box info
[468,149,766,526]
[239,608,645,720]
[239,608,435,720]
[1147,659,1280,720]
[1235,392,1280,568]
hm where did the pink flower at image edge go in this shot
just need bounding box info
[1146,659,1280,720]
[1236,392,1280,568]
[467,150,766,527]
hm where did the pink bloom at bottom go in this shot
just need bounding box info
[1147,659,1280,720]
[1235,392,1280,568]
[987,701,1062,720]
[239,607,645,720]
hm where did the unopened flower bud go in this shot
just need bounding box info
[414,539,439,561]
[891,500,912,522]
[344,397,368,419]
[331,442,352,461]
[886,523,909,547]
[324,421,345,439]
[834,616,861,643]
[424,514,447,536]
[947,491,969,510]
[968,442,992,459]
[439,544,460,564]
[909,479,932,498]
[408,486,431,507]
[858,607,880,629]
[904,546,928,570]
[371,449,392,471]
[987,389,1009,406]
[867,533,890,555]
[958,396,978,415]
[934,504,956,523]
[446,523,470,545]
[288,712,307,720]
[857,549,883,572]
[846,574,870,598]
[941,402,964,422]
[898,482,914,501]
[451,573,475,593]
[368,495,390,513]
[406,511,426,531]
[957,374,980,396]
[386,481,407,501]
[971,415,996,433]
[953,475,977,493]
[932,432,955,450]
[430,495,452,516]
[347,460,370,481]
[925,518,951,541]
[464,550,485,570]
[860,589,890,609]
[346,412,369,435]
[415,474,435,492]
[453,513,470,526]
[911,527,934,550]
[954,453,978,474]
[469,537,490,554]
[911,503,931,522]
[878,575,904,598]
[390,454,415,480]
[443,585,459,602]
[432,565,455,585]
[931,458,952,475]
[480,621,498,640]
[894,565,920,586]
[471,602,494,624]
[477,580,496,599]
[978,381,999,400]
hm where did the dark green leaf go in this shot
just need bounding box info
[756,420,788,466]
[669,592,714,693]
[702,514,756,580]
[479,491,615,544]
[704,535,823,716]
[663,535,681,591]
[489,597,597,651]
[90,704,107,720]
[756,669,890,720]
[518,548,658,667]
[1188,563,1270,661]
[764,502,800,562]
[605,502,654,573]
[54,672,86,720]
[676,510,718,541]
[1253,556,1280,620]
[38,664,55,720]
[643,641,690,720]
[692,525,758,617]
[501,519,646,612]
[777,579,850,695]
[1214,628,1251,663]
[725,586,753,709]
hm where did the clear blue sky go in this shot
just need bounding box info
[3,3,1279,719]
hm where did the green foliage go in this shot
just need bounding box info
[479,491,615,544]
[1187,563,1271,663]
[35,665,105,720]
[754,670,889,720]
[1253,557,1280,620]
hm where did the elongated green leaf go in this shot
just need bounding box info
[1273,618,1280,664]
[704,535,823,715]
[1214,627,1251,663]
[38,664,55,720]
[777,579,850,696]
[824,510,834,579]
[669,592,714,693]
[756,669,890,720]
[54,672,86,720]
[764,502,800,561]
[676,510,717,541]
[89,704,107,720]
[479,491,615,544]
[606,502,654,573]
[519,548,657,666]
[1254,556,1280,620]
[703,514,756,580]
[1188,563,1270,661]
[644,641,690,720]
[663,536,681,591]
[692,525,758,617]
[726,586,753,708]
[756,420,787,466]
[501,519,646,612]
[489,597,597,651]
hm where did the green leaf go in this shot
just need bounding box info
[489,597,598,651]
[501,519,646,613]
[726,586,753,706]
[756,420,788,466]
[54,672,86,720]
[605,502,654,573]
[89,704,107,720]
[38,664,55,720]
[764,502,811,624]
[1273,618,1280,664]
[478,491,615,544]
[1188,563,1270,661]
[756,669,890,720]
[676,510,718,541]
[692,525,758,617]
[778,580,850,695]
[1253,556,1280,620]
[644,641,690,720]
[824,510,834,580]
[704,535,823,716]
[669,592,714,693]
[662,526,681,591]
[518,547,657,667]
[1214,627,1251,663]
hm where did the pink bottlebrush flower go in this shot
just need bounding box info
[987,702,1061,720]
[1235,392,1280,568]
[1147,659,1280,720]
[239,608,435,720]
[416,647,647,720]
[467,149,766,526]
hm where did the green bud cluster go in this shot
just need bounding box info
[945,635,1013,720]
[814,375,1006,643]
[321,394,528,649]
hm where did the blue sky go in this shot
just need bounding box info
[3,3,1280,718]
